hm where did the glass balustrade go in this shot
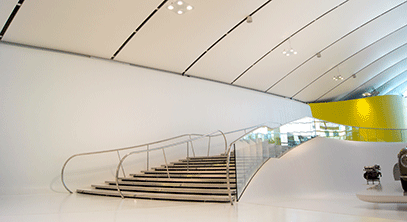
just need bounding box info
[230,117,407,201]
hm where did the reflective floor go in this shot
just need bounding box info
[1,192,407,222]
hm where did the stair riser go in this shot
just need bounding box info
[142,171,235,175]
[150,166,236,171]
[120,178,236,184]
[77,189,233,203]
[91,185,234,196]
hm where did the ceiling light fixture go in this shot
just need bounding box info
[332,75,344,81]
[363,89,379,97]
[167,1,193,15]
[332,67,343,81]
[282,38,297,56]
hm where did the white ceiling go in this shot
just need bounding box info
[1,0,407,103]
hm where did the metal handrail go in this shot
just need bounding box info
[313,119,407,131]
[61,123,268,194]
[226,125,271,205]
[61,133,203,193]
[224,118,407,204]
[114,130,227,198]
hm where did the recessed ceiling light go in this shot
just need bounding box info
[167,1,193,15]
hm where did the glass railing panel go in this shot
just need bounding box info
[232,122,317,200]
[229,117,407,202]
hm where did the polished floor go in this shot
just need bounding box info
[1,191,406,222]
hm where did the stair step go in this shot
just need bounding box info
[91,184,234,195]
[153,166,235,171]
[119,177,236,184]
[130,174,236,179]
[170,162,235,166]
[77,188,233,203]
[179,159,234,163]
[142,170,233,174]
[105,180,236,189]
[186,156,231,160]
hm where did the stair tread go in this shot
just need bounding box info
[142,170,234,174]
[154,167,235,171]
[170,163,235,166]
[77,189,232,202]
[105,180,236,188]
[130,174,236,178]
[119,177,236,183]
[92,184,234,194]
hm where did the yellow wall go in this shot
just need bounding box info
[310,95,407,142]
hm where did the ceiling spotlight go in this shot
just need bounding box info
[316,52,321,58]
[332,75,344,81]
[362,89,379,97]
[167,1,193,15]
[246,16,253,23]
[282,38,297,57]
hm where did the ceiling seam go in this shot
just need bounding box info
[337,57,407,101]
[232,0,350,86]
[181,0,273,76]
[110,0,168,60]
[385,79,407,95]
[289,0,407,99]
[313,41,407,102]
[0,0,25,40]
[379,70,407,95]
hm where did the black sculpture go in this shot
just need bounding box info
[363,164,382,185]
[398,148,407,192]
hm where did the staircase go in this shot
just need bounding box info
[77,154,236,203]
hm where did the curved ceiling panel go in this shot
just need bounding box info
[3,0,163,58]
[184,0,344,83]
[387,80,407,95]
[263,0,406,100]
[341,57,407,100]
[314,43,407,101]
[114,0,267,73]
[0,1,17,35]
[1,0,407,103]
[297,22,407,102]
[317,44,407,101]
[377,70,407,95]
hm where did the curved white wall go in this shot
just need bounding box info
[240,137,405,203]
[0,43,311,194]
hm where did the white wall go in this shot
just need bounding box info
[240,137,405,203]
[0,43,311,195]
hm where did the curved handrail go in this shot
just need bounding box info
[313,119,407,131]
[115,130,227,198]
[61,122,277,194]
[61,133,204,193]
[226,125,270,204]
